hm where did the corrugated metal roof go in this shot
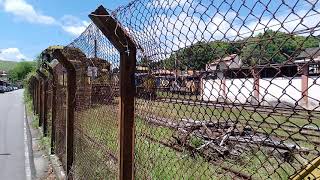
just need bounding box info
[208,54,238,65]
[296,47,320,59]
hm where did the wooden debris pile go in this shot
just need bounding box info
[143,116,311,162]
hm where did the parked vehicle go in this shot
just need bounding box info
[4,86,14,92]
[0,86,5,93]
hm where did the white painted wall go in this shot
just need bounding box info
[259,77,302,106]
[308,76,320,109]
[225,78,254,104]
[202,76,320,109]
[202,79,221,101]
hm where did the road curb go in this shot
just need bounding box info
[48,154,66,180]
[25,105,66,179]
[24,105,36,180]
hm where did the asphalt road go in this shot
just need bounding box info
[0,90,26,180]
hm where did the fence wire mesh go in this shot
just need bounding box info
[47,78,53,139]
[67,24,120,179]
[54,64,68,170]
[29,0,320,179]
[113,0,320,179]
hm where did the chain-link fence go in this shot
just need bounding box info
[28,0,320,179]
[117,0,320,179]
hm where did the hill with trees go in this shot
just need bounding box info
[8,61,36,83]
[146,30,320,70]
[0,60,18,72]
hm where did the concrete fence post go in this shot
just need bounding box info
[301,64,309,107]
[252,68,260,104]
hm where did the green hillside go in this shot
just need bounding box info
[0,60,18,72]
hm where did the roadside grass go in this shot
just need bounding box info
[74,102,314,179]
[32,116,39,128]
[136,99,320,127]
[24,89,53,153]
[23,85,317,179]
[73,105,119,179]
[39,136,51,151]
[77,106,228,179]
[136,99,320,148]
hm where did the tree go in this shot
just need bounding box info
[9,61,36,83]
[162,41,240,70]
[241,30,320,65]
[158,30,320,69]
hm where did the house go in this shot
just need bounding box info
[295,47,320,75]
[0,70,8,82]
[206,54,242,71]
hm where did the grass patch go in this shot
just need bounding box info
[32,115,39,128]
[39,136,51,151]
[74,103,314,179]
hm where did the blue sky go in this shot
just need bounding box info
[0,0,130,61]
[0,0,318,61]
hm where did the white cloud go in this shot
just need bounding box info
[0,48,27,61]
[62,24,87,36]
[128,1,320,62]
[1,0,56,25]
[0,1,90,36]
[60,15,90,36]
[238,8,320,38]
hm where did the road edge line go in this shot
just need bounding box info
[24,107,32,180]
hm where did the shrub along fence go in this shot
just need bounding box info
[28,1,320,179]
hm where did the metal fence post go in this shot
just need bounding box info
[31,77,36,112]
[38,74,43,127]
[33,79,36,112]
[37,70,48,136]
[34,77,38,115]
[89,5,137,180]
[37,76,41,117]
[52,49,76,178]
[46,64,57,154]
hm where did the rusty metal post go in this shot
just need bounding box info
[46,65,57,154]
[90,6,137,180]
[37,76,41,117]
[52,49,76,177]
[37,71,44,129]
[34,77,38,114]
[33,79,36,112]
[39,78,43,127]
[37,70,49,136]
[31,77,36,112]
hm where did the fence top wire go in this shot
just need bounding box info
[68,23,120,70]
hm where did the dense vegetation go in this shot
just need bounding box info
[0,60,18,72]
[146,30,320,70]
[8,61,36,83]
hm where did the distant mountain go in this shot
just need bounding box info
[0,60,18,72]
